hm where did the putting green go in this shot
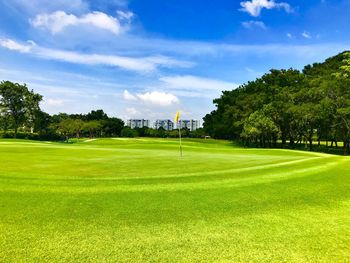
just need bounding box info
[0,138,349,262]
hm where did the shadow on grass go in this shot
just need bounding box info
[233,140,348,156]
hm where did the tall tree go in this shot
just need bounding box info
[24,90,43,133]
[0,81,28,137]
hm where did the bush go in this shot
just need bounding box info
[121,127,139,138]
[0,131,62,141]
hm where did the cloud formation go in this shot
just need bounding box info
[123,90,137,101]
[44,98,65,106]
[7,0,89,15]
[123,90,179,106]
[30,10,133,35]
[240,0,292,17]
[136,91,179,106]
[242,20,267,30]
[0,39,35,53]
[160,75,237,92]
[302,31,312,39]
[0,38,193,73]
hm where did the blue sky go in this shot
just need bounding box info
[0,0,349,122]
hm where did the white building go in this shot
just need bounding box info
[154,120,174,131]
[177,120,199,131]
[127,119,150,129]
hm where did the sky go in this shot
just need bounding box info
[0,0,350,122]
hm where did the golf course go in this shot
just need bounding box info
[0,138,349,262]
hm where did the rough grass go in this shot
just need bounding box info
[0,138,349,262]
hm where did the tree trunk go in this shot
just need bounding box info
[344,140,350,155]
[281,133,287,147]
[309,134,313,151]
[289,137,295,148]
[14,126,18,138]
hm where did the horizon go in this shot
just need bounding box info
[1,0,350,120]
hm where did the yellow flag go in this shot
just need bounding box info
[174,111,180,122]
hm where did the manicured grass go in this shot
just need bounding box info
[0,138,349,262]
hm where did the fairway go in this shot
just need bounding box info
[0,138,349,262]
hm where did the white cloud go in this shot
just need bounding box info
[136,91,179,106]
[0,39,35,53]
[240,0,292,17]
[0,38,193,73]
[302,31,312,39]
[123,90,179,106]
[44,98,65,106]
[5,0,89,15]
[125,107,140,116]
[117,10,134,20]
[30,10,132,35]
[123,90,137,101]
[242,20,267,30]
[287,33,292,38]
[160,75,237,92]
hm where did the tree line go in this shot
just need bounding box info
[203,51,350,154]
[0,80,204,141]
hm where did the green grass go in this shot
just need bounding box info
[0,138,349,262]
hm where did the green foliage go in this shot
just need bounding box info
[0,81,43,137]
[121,126,138,137]
[204,51,350,154]
[241,110,279,146]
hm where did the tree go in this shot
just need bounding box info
[83,121,102,138]
[56,118,84,141]
[24,90,43,133]
[102,117,124,137]
[332,52,350,154]
[34,110,52,134]
[86,109,108,121]
[203,51,350,154]
[241,110,279,147]
[0,81,29,137]
[121,127,138,137]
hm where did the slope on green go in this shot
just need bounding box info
[0,138,349,262]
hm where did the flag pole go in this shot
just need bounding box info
[175,111,182,157]
[178,121,182,157]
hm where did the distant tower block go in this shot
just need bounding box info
[177,120,199,131]
[154,120,174,131]
[127,119,150,129]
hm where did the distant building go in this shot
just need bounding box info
[127,119,150,129]
[177,120,199,131]
[154,120,174,131]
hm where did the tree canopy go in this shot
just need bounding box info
[203,51,350,154]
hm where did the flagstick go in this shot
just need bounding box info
[178,122,182,157]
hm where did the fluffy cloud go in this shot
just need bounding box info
[160,75,237,92]
[240,0,292,17]
[7,0,89,15]
[123,90,137,101]
[242,20,267,30]
[302,31,312,39]
[137,91,179,106]
[123,90,179,106]
[30,10,133,35]
[44,98,65,106]
[0,38,193,73]
[117,10,134,20]
[0,39,35,53]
